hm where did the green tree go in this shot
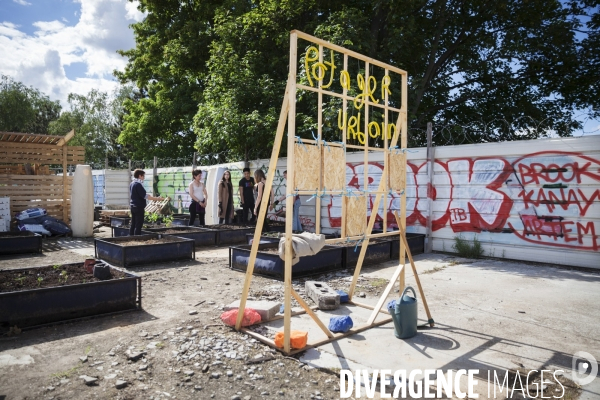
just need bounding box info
[0,75,61,134]
[118,0,599,157]
[49,86,136,164]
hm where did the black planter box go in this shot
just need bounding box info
[201,225,256,246]
[0,261,141,330]
[390,233,426,258]
[142,226,216,247]
[110,216,130,227]
[245,233,281,245]
[95,234,195,267]
[229,242,344,280]
[0,232,42,255]
[337,239,392,268]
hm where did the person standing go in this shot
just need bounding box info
[253,169,274,231]
[188,169,208,226]
[238,167,255,224]
[129,169,165,235]
[218,170,235,224]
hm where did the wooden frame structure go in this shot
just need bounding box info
[235,31,434,354]
[0,131,84,222]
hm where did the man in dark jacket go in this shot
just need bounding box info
[130,169,165,235]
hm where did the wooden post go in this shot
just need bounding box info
[62,145,68,222]
[398,72,408,295]
[153,156,158,197]
[192,152,197,171]
[283,31,298,354]
[105,157,108,171]
[426,122,434,253]
[235,80,292,332]
[128,160,132,205]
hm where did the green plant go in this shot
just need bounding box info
[37,277,43,287]
[163,215,173,227]
[144,213,160,224]
[52,264,60,270]
[14,276,26,285]
[59,270,68,283]
[452,235,485,259]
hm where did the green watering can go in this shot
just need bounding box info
[389,286,418,339]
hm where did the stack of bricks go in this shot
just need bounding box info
[0,197,9,232]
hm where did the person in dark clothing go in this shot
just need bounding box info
[238,167,255,224]
[129,169,165,235]
[218,170,234,224]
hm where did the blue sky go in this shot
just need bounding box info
[0,0,144,105]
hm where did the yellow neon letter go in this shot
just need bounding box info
[368,121,381,139]
[340,70,351,90]
[381,75,391,100]
[322,50,336,89]
[347,115,358,140]
[367,76,379,104]
[338,109,347,130]
[387,123,397,140]
[305,46,319,87]
[354,74,366,109]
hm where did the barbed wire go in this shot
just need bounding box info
[411,114,599,147]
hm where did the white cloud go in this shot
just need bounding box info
[0,0,146,106]
[13,0,32,6]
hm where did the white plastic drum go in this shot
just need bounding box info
[71,165,94,237]
[205,166,227,225]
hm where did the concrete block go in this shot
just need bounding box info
[224,300,281,322]
[305,281,340,310]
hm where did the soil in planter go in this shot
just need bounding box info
[0,264,128,293]
[158,228,205,234]
[116,239,172,246]
[204,224,250,230]
[330,238,388,248]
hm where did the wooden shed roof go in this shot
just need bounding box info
[0,130,74,146]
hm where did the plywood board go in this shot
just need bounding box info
[345,196,367,237]
[294,143,321,191]
[322,146,345,191]
[389,151,406,191]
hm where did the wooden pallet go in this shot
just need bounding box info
[145,197,171,214]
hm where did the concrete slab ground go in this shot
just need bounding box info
[260,253,600,399]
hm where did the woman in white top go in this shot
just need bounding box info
[188,169,208,226]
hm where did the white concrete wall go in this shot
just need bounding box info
[92,135,600,268]
[104,169,131,208]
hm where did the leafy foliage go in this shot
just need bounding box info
[116,0,599,159]
[0,75,61,134]
[452,235,485,259]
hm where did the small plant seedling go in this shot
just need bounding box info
[60,270,68,283]
[37,277,43,287]
[14,276,26,285]
[53,264,60,270]
[164,215,174,228]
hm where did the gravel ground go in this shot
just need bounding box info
[0,227,388,400]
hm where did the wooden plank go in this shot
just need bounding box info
[55,129,75,146]
[345,196,367,237]
[292,30,407,75]
[366,264,404,325]
[307,317,394,348]
[283,31,298,354]
[393,210,434,327]
[62,145,68,221]
[291,288,334,338]
[235,79,292,332]
[399,73,408,296]
[297,84,403,113]
[294,143,320,191]
[341,53,348,240]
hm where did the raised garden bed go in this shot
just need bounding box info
[333,238,392,268]
[390,233,426,258]
[202,224,256,246]
[229,242,344,280]
[142,226,216,247]
[95,234,195,267]
[0,232,42,255]
[0,261,141,330]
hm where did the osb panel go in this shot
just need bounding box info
[389,152,406,191]
[345,196,367,237]
[294,144,321,191]
[322,146,345,191]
